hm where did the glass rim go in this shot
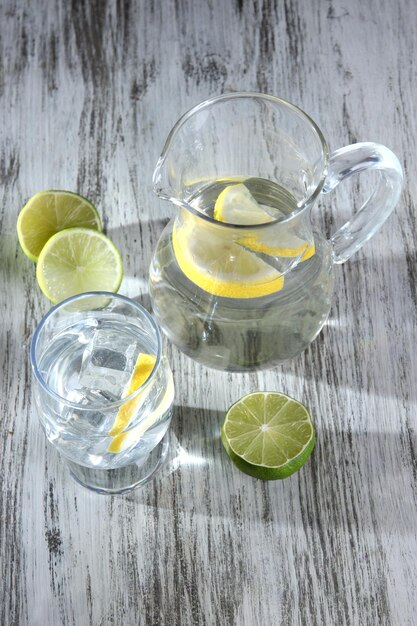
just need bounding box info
[30,291,163,412]
[153,91,330,228]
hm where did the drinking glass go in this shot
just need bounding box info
[30,292,174,494]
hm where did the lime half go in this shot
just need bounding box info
[221,391,315,479]
[36,227,123,303]
[17,190,102,261]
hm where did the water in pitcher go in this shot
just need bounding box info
[150,178,334,370]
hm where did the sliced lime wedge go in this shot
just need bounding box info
[36,227,123,303]
[17,190,102,261]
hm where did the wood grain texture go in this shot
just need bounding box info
[1,0,416,624]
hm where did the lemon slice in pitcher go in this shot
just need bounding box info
[172,213,284,298]
[214,183,277,225]
[214,183,315,261]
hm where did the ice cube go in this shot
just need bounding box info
[79,329,138,399]
[66,388,117,432]
[77,318,98,345]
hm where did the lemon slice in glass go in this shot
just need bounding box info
[214,183,315,261]
[108,361,174,454]
[17,190,102,261]
[36,227,123,303]
[172,211,284,298]
[109,353,157,437]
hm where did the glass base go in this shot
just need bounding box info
[66,433,170,495]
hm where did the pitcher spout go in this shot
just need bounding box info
[152,155,191,212]
[152,155,172,201]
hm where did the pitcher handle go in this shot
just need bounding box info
[322,142,403,264]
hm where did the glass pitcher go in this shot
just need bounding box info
[149,93,402,371]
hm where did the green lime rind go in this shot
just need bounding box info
[221,391,315,480]
[221,424,315,479]
[17,190,102,262]
[36,227,123,304]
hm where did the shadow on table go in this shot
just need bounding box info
[296,254,416,401]
[106,219,166,312]
[292,315,416,402]
[128,403,415,535]
[106,218,169,276]
[107,220,415,403]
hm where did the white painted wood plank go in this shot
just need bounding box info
[1,0,416,624]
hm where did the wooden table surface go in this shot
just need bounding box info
[1,1,416,624]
